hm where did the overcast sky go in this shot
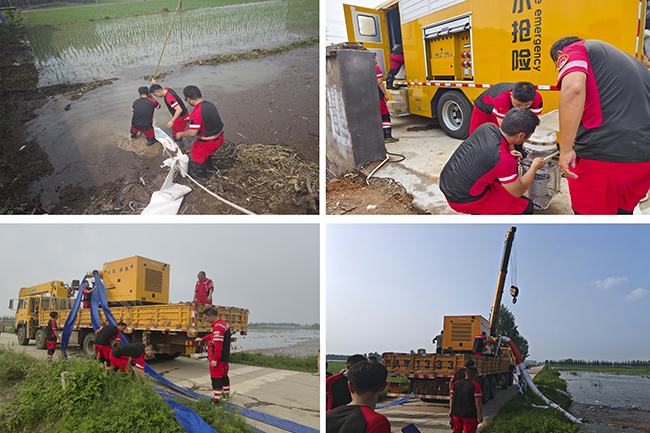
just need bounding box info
[327,224,650,362]
[0,223,319,325]
[327,0,382,45]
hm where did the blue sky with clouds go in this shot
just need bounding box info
[326,224,650,362]
[0,224,319,325]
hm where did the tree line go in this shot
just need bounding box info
[545,359,650,368]
[1,0,96,9]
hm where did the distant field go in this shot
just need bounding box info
[553,365,650,377]
[22,0,268,27]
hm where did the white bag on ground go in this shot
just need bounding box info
[141,154,191,215]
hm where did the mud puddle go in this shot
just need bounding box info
[26,46,318,209]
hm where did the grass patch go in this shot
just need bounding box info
[177,398,256,433]
[22,0,269,27]
[481,366,581,433]
[230,352,317,373]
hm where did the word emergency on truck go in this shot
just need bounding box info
[382,226,519,404]
[9,256,248,359]
[344,0,646,138]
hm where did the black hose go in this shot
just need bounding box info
[95,167,149,215]
[386,151,406,162]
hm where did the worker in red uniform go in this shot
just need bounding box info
[109,342,158,379]
[385,44,405,90]
[130,86,161,147]
[440,108,546,215]
[195,307,231,403]
[326,360,391,433]
[551,37,650,214]
[326,354,366,411]
[94,322,127,370]
[150,80,190,145]
[469,82,543,141]
[81,280,96,309]
[175,85,224,180]
[375,56,398,143]
[193,271,214,305]
[449,366,483,433]
[46,312,59,361]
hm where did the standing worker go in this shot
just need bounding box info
[551,37,650,214]
[94,322,127,371]
[385,44,405,90]
[46,312,59,361]
[131,86,161,147]
[469,82,543,139]
[195,307,231,404]
[109,342,158,379]
[81,280,96,309]
[326,354,366,411]
[375,56,398,143]
[175,85,225,180]
[194,271,214,305]
[449,366,483,433]
[150,80,190,145]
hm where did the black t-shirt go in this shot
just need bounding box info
[473,82,514,115]
[164,88,188,117]
[112,342,145,359]
[451,379,481,418]
[46,319,57,342]
[189,101,224,137]
[95,325,119,346]
[326,405,391,433]
[330,375,352,410]
[131,97,158,131]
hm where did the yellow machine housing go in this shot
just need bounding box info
[442,315,489,352]
[101,256,169,305]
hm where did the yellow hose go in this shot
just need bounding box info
[153,0,182,81]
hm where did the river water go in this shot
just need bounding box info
[235,327,319,353]
[560,370,650,409]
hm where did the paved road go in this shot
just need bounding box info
[377,366,543,432]
[0,333,319,433]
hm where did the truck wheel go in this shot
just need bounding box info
[489,375,497,399]
[82,332,96,358]
[508,366,515,387]
[436,91,472,139]
[501,373,509,389]
[480,377,490,404]
[16,326,29,346]
[35,329,47,350]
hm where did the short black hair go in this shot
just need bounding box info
[550,37,584,62]
[50,312,58,319]
[347,361,388,394]
[138,86,150,96]
[203,307,218,317]
[512,81,536,103]
[150,84,164,93]
[147,343,159,352]
[183,85,202,100]
[465,359,475,367]
[346,354,366,367]
[117,321,127,327]
[501,107,540,136]
[466,366,478,379]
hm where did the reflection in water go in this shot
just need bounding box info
[560,371,650,409]
[25,0,317,86]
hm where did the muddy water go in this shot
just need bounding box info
[234,327,319,352]
[25,0,318,86]
[560,370,650,409]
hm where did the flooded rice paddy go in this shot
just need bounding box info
[25,0,318,86]
[560,370,650,409]
[235,327,319,352]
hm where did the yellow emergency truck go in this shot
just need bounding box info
[9,256,248,359]
[344,0,647,138]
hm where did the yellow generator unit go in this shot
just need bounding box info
[442,315,489,352]
[101,256,170,305]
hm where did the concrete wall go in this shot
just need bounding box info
[326,48,385,174]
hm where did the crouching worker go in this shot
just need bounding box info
[131,86,161,147]
[94,322,127,371]
[326,360,391,433]
[46,312,59,361]
[109,342,158,379]
[150,80,190,145]
[195,307,231,404]
[439,108,546,215]
[175,85,225,180]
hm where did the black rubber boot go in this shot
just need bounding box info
[130,130,137,139]
[190,161,208,180]
[146,137,156,147]
[205,154,214,170]
[384,127,399,143]
[386,73,397,90]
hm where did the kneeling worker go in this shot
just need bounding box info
[130,86,161,147]
[440,108,546,215]
[175,85,225,180]
[95,321,127,371]
[109,342,158,379]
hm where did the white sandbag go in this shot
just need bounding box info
[154,126,180,154]
[141,157,191,215]
[164,153,189,178]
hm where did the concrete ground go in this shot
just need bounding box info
[364,114,650,215]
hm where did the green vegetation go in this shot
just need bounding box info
[495,304,530,360]
[230,352,317,373]
[552,365,650,378]
[0,10,24,39]
[0,345,253,432]
[481,366,581,433]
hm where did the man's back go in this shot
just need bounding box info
[451,378,481,418]
[326,373,351,411]
[326,405,391,433]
